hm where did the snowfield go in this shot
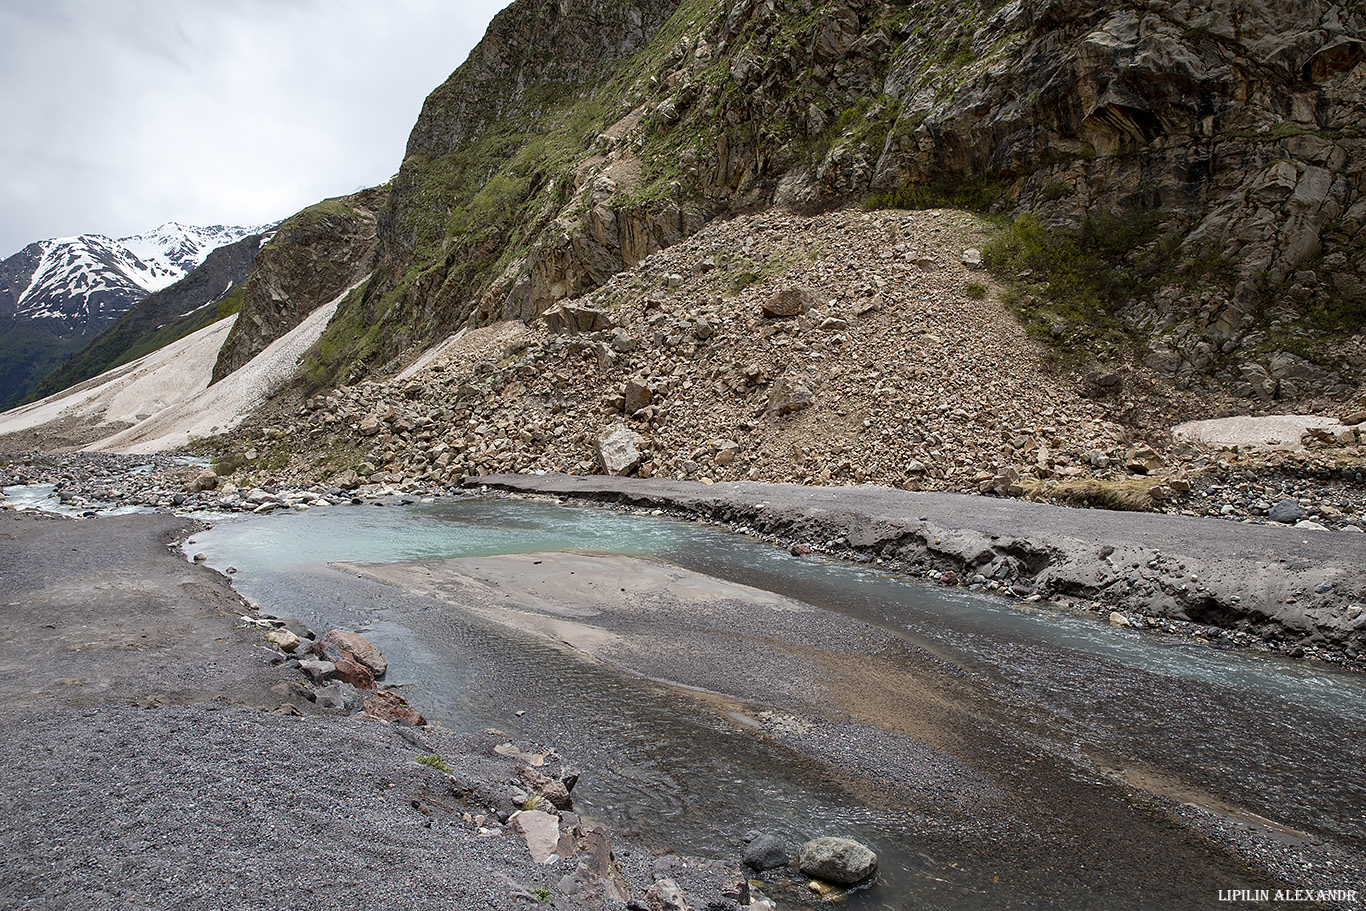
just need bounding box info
[0,277,364,454]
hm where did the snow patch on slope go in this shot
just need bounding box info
[0,275,367,455]
[88,275,368,454]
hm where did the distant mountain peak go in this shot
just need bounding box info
[0,219,276,407]
[3,222,273,325]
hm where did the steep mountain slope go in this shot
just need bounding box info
[23,232,270,404]
[0,223,271,406]
[210,189,387,385]
[27,0,1358,492]
[257,0,1363,409]
[297,0,691,389]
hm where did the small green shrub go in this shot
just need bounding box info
[965,281,987,299]
[982,209,1171,354]
[416,754,451,772]
[1040,180,1069,202]
[729,270,762,294]
[212,451,244,477]
[863,176,1006,214]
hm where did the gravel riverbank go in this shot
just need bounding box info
[0,509,756,911]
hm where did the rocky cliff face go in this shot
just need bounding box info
[303,0,689,390]
[301,0,1363,402]
[650,0,1365,396]
[212,188,385,384]
[863,0,1366,395]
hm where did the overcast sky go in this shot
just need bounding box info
[0,0,509,259]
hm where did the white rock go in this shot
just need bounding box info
[594,424,643,476]
[509,810,561,864]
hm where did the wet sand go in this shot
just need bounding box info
[468,473,1366,666]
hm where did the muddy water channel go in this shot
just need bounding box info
[191,495,1366,909]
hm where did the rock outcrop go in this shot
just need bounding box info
[289,0,1363,403]
[212,188,385,384]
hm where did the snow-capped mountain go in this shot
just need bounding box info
[120,223,274,293]
[0,222,273,331]
[0,221,275,410]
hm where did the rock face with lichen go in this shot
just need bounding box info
[229,0,1363,403]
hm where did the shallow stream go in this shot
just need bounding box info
[190,495,1366,909]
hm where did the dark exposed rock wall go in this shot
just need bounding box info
[211,188,385,384]
[861,0,1365,386]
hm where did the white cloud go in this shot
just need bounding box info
[0,0,509,257]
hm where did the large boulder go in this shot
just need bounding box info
[510,810,561,864]
[595,424,643,476]
[363,689,426,726]
[332,469,361,490]
[266,629,301,653]
[328,654,376,690]
[643,877,690,911]
[762,286,813,318]
[623,376,652,414]
[520,765,573,811]
[297,657,335,684]
[743,832,789,870]
[306,632,380,689]
[543,301,616,334]
[1268,497,1305,524]
[767,377,815,415]
[186,469,219,492]
[321,629,387,679]
[796,836,878,885]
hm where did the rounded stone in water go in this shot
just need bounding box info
[743,832,789,870]
[797,835,877,885]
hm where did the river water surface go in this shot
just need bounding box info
[190,495,1366,909]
